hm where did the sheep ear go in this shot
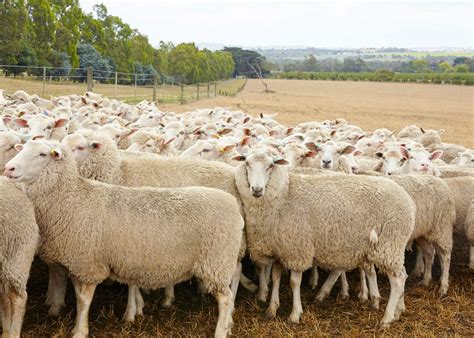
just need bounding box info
[269,130,278,137]
[14,144,23,152]
[91,142,102,151]
[274,158,289,165]
[259,113,264,119]
[305,151,317,158]
[373,160,383,173]
[163,137,175,146]
[242,128,251,136]
[232,155,246,161]
[430,150,443,161]
[54,118,69,129]
[356,134,365,141]
[243,117,250,124]
[218,128,233,136]
[221,145,235,153]
[330,130,337,137]
[14,118,29,128]
[286,127,294,134]
[81,97,87,104]
[420,127,425,134]
[2,116,12,125]
[50,148,64,160]
[339,145,355,155]
[400,146,410,159]
[438,129,445,135]
[305,142,319,152]
[353,150,363,156]
[240,136,251,146]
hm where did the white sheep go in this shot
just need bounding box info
[0,178,39,338]
[465,200,474,269]
[5,140,243,338]
[233,146,415,327]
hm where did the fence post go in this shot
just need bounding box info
[180,82,184,105]
[197,83,200,100]
[207,83,210,98]
[134,73,138,101]
[114,72,118,99]
[214,82,217,97]
[86,66,93,92]
[42,66,46,98]
[153,75,157,103]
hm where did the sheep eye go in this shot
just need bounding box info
[202,149,210,152]
[367,143,371,146]
[46,126,52,130]
[76,146,84,151]
[148,116,153,119]
[382,156,386,160]
[39,153,47,157]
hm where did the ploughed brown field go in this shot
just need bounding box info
[22,79,473,336]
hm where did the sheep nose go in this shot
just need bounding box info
[322,159,332,164]
[251,187,263,197]
[351,166,358,173]
[4,165,15,177]
[387,172,392,176]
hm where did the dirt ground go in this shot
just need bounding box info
[20,79,474,336]
[162,79,474,148]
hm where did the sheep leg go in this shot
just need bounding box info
[197,280,208,296]
[416,238,435,286]
[339,272,349,299]
[214,287,233,338]
[380,268,407,328]
[239,272,258,293]
[230,262,242,303]
[470,245,474,269]
[309,265,319,290]
[8,290,27,338]
[161,285,175,308]
[316,270,341,302]
[289,270,303,324]
[411,244,425,277]
[71,277,97,338]
[435,244,451,296]
[364,265,380,309]
[256,263,269,303]
[135,287,145,316]
[46,263,68,317]
[123,284,138,322]
[264,262,282,318]
[358,268,369,301]
[1,290,13,337]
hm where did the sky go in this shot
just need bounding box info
[79,0,473,49]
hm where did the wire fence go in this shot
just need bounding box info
[0,64,247,104]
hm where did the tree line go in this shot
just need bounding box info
[277,55,473,74]
[0,1,235,84]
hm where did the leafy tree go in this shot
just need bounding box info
[224,47,269,78]
[168,43,199,84]
[438,61,452,73]
[412,59,428,73]
[49,50,71,76]
[0,0,29,65]
[77,43,113,80]
[454,64,469,73]
[301,54,318,72]
[27,0,57,64]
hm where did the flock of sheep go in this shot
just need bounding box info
[0,89,473,337]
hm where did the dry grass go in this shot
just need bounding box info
[14,78,474,336]
[162,79,474,148]
[22,234,474,336]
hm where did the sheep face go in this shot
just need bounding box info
[0,132,22,169]
[282,143,316,169]
[375,147,409,175]
[305,141,355,170]
[234,149,288,198]
[4,141,63,183]
[405,148,443,175]
[61,133,100,166]
[14,115,68,140]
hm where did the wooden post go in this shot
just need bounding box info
[134,73,138,100]
[207,82,210,98]
[153,75,157,103]
[86,66,93,92]
[180,82,184,104]
[197,83,200,100]
[42,66,46,98]
[114,72,118,99]
[214,82,217,97]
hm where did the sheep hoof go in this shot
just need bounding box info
[379,321,391,329]
[245,283,259,294]
[288,312,301,324]
[256,292,268,304]
[372,297,380,310]
[358,292,369,302]
[161,300,174,308]
[315,293,326,303]
[340,293,349,300]
[122,312,136,323]
[418,279,431,287]
[438,285,448,296]
[264,307,277,319]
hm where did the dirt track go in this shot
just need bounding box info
[163,79,474,148]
